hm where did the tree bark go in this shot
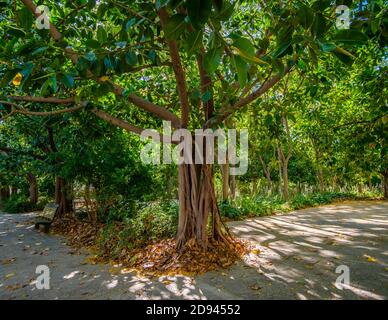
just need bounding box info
[383,169,388,199]
[26,172,38,204]
[230,175,236,200]
[55,177,73,217]
[311,137,325,193]
[176,164,231,251]
[11,186,17,195]
[221,162,230,201]
[278,148,290,201]
[259,155,272,189]
[0,187,10,200]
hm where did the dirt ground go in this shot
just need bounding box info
[0,200,387,300]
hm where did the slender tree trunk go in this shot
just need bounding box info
[26,172,38,204]
[311,137,325,193]
[176,164,231,251]
[11,186,17,195]
[368,174,372,190]
[259,155,272,191]
[317,168,325,193]
[221,162,229,201]
[282,162,289,201]
[230,175,236,200]
[278,148,290,201]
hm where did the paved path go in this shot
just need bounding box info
[1,201,387,300]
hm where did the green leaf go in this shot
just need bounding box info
[273,59,285,75]
[201,90,212,103]
[156,0,170,10]
[332,50,353,65]
[17,7,33,31]
[232,55,248,87]
[164,14,186,40]
[277,24,294,44]
[125,51,138,66]
[97,26,108,43]
[272,41,292,59]
[186,0,212,29]
[309,47,318,67]
[312,14,328,38]
[126,18,137,32]
[317,41,336,52]
[50,75,57,93]
[333,30,368,45]
[85,39,101,49]
[6,26,26,38]
[184,30,203,56]
[96,82,114,98]
[62,74,74,88]
[213,0,234,21]
[76,57,90,72]
[232,36,255,58]
[297,5,314,30]
[147,50,157,64]
[104,56,114,69]
[203,47,222,74]
[31,46,48,56]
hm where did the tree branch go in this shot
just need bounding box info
[158,7,190,128]
[204,67,292,128]
[21,0,181,128]
[0,146,46,161]
[91,108,175,144]
[6,96,75,104]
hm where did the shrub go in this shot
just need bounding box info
[219,201,242,219]
[2,194,45,213]
[98,200,179,256]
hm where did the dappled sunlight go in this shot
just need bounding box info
[63,271,80,280]
[1,202,387,300]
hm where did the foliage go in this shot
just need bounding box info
[99,200,179,257]
[220,191,383,219]
[0,0,386,259]
[1,193,45,213]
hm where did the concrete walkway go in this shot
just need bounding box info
[1,201,387,300]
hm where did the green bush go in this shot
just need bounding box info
[219,201,242,219]
[219,191,382,220]
[236,195,285,217]
[2,194,45,213]
[98,200,179,256]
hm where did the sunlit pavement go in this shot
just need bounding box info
[0,200,387,300]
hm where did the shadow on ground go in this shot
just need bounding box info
[0,201,387,300]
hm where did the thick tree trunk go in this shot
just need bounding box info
[0,187,10,200]
[26,172,38,204]
[383,169,388,199]
[176,164,231,251]
[55,177,73,217]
